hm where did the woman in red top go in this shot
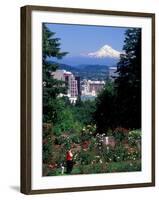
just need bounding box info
[66,149,73,174]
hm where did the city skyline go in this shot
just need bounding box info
[52,69,107,103]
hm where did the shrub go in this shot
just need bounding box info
[43,137,53,164]
[95,133,106,152]
[128,129,141,147]
[78,163,105,174]
[80,124,97,142]
[70,121,83,135]
[43,123,52,137]
[113,144,128,162]
[92,163,103,173]
[54,135,66,145]
[47,168,62,176]
[103,148,115,162]
[70,134,81,144]
[79,151,94,165]
[113,127,129,143]
[49,147,66,167]
[53,126,62,136]
[127,148,141,160]
[80,131,91,142]
[71,167,81,174]
[89,137,97,151]
[102,144,129,162]
[54,135,71,147]
[106,161,141,173]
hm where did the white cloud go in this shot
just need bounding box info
[84,45,121,59]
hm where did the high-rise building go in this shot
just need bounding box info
[51,69,79,103]
[75,76,81,96]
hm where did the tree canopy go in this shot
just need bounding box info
[94,28,141,133]
[115,28,141,128]
[42,24,68,123]
[94,81,117,133]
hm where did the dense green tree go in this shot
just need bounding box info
[51,97,84,136]
[115,28,141,128]
[42,24,68,122]
[94,81,117,133]
[73,100,96,126]
[42,24,68,164]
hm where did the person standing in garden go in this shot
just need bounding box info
[66,149,74,174]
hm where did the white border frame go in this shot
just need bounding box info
[31,10,153,190]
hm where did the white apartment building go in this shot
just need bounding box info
[51,70,78,104]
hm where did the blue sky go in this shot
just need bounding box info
[45,23,128,65]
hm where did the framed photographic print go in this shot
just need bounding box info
[21,5,155,194]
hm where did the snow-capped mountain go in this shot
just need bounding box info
[50,45,121,66]
[86,45,121,59]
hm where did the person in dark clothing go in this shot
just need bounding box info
[66,149,73,174]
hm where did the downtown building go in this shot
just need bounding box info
[51,70,80,104]
[81,80,105,100]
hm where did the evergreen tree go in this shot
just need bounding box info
[94,81,117,133]
[42,24,68,122]
[115,28,141,128]
[94,28,141,133]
